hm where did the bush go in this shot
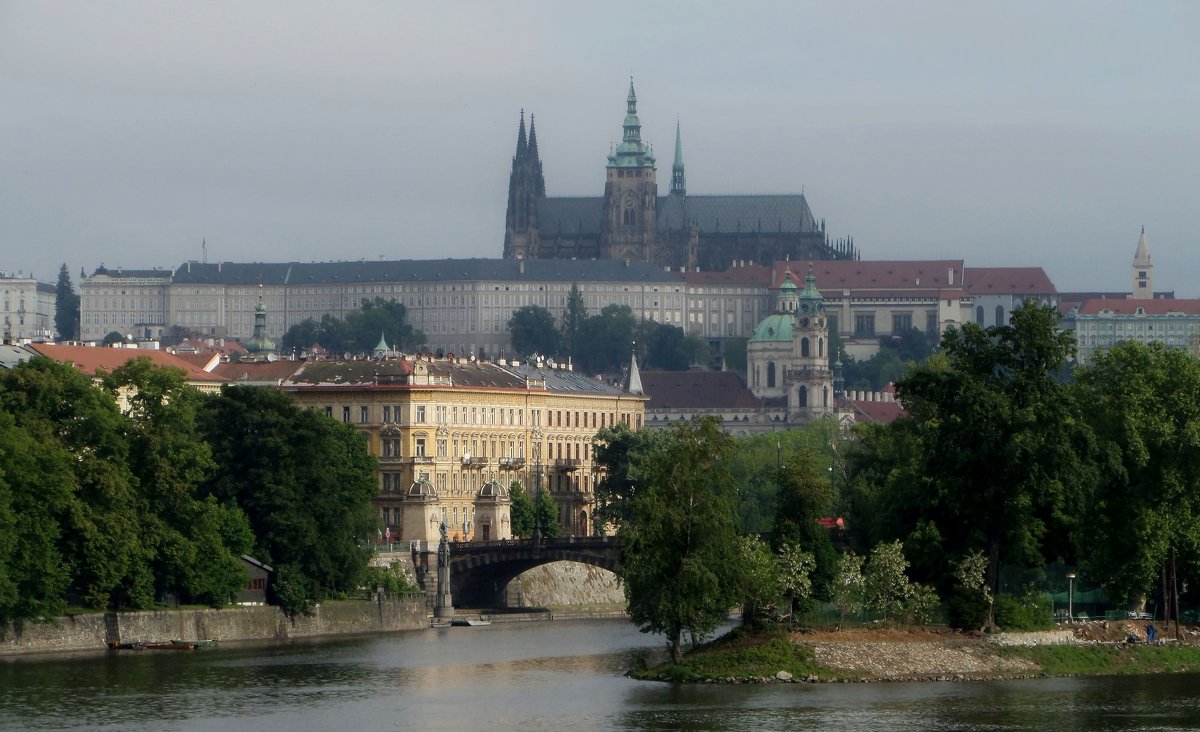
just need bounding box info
[947,586,991,630]
[994,592,1053,631]
[904,583,940,625]
[362,561,418,597]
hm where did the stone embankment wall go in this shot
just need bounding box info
[0,598,427,657]
[508,561,624,608]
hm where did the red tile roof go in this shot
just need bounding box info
[963,267,1057,295]
[1077,298,1200,316]
[639,371,763,410]
[681,265,772,287]
[30,344,227,383]
[845,398,905,424]
[771,260,966,292]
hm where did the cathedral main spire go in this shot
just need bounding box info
[514,109,528,161]
[671,119,686,196]
[608,77,655,168]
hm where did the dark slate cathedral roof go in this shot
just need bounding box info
[538,194,819,236]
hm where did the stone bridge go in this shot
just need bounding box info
[439,536,621,608]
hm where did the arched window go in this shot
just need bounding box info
[767,362,776,388]
[623,208,637,226]
[753,365,759,387]
[818,338,825,358]
[823,385,830,407]
[798,385,808,407]
[995,305,1005,326]
[975,306,984,324]
[801,337,810,357]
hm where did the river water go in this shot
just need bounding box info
[3,619,1200,731]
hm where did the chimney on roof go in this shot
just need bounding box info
[948,267,954,286]
[518,257,525,275]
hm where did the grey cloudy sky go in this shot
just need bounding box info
[2,1,1198,294]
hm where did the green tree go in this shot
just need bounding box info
[0,410,74,623]
[1073,342,1200,607]
[102,331,126,346]
[0,357,151,610]
[636,320,710,370]
[889,302,1092,617]
[561,282,588,361]
[618,417,742,663]
[200,386,378,616]
[508,480,559,539]
[863,540,912,622]
[831,550,865,628]
[345,297,426,353]
[281,298,425,355]
[738,535,782,625]
[592,422,671,529]
[575,304,636,374]
[770,457,837,599]
[508,305,560,358]
[54,263,80,341]
[776,542,817,618]
[103,358,251,606]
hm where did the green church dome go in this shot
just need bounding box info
[749,313,794,343]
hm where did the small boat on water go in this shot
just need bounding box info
[172,639,220,649]
[450,618,491,627]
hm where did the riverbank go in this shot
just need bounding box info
[631,622,1200,684]
[0,598,427,657]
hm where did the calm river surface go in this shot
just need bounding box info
[3,619,1200,731]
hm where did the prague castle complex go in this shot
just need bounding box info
[503,80,857,271]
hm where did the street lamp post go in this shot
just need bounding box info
[1066,572,1076,622]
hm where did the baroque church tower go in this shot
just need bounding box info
[746,264,833,423]
[601,78,658,263]
[1132,226,1153,300]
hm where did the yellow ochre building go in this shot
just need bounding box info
[281,352,645,545]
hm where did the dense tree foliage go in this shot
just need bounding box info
[838,328,933,392]
[507,305,560,358]
[0,359,382,624]
[617,418,744,663]
[575,304,637,374]
[1072,342,1200,607]
[508,480,560,539]
[54,263,80,341]
[903,307,1085,590]
[561,283,587,362]
[281,297,426,356]
[635,320,711,371]
[199,386,378,616]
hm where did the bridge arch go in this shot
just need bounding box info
[446,537,620,608]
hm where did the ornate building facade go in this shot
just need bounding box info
[280,354,646,543]
[747,266,835,421]
[503,80,858,271]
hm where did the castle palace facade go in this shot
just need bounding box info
[503,80,858,272]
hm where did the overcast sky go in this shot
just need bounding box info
[2,1,1197,294]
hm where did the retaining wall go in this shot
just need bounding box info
[0,598,427,657]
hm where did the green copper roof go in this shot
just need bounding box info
[374,332,390,353]
[797,263,824,314]
[608,77,656,169]
[748,313,794,343]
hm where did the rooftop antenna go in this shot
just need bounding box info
[202,238,208,264]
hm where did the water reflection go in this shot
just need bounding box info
[3,621,1200,731]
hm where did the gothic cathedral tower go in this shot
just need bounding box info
[503,111,545,260]
[602,79,657,263]
[1131,226,1153,300]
